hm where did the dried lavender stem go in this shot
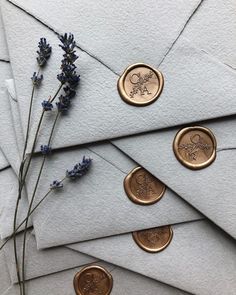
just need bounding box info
[12,84,62,295]
[0,176,67,251]
[21,111,60,294]
[13,73,39,295]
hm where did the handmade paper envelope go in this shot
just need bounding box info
[2,0,236,154]
[2,231,96,284]
[0,149,9,171]
[0,99,191,295]
[0,71,203,247]
[0,246,189,295]
[112,116,236,238]
[69,219,236,295]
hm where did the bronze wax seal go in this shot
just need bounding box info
[173,126,217,170]
[118,63,164,106]
[133,226,173,253]
[74,265,113,295]
[124,167,166,205]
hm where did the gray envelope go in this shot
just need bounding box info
[2,0,236,154]
[69,219,236,295]
[112,116,236,238]
[0,77,203,247]
[1,245,189,295]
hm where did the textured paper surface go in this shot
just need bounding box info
[2,261,189,295]
[113,116,236,238]
[3,231,96,283]
[6,79,24,157]
[6,0,201,74]
[70,220,236,295]
[182,0,236,69]
[3,1,236,153]
[0,6,8,61]
[26,142,202,249]
[9,0,236,71]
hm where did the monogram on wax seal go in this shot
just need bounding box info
[132,226,173,253]
[124,166,166,205]
[74,265,113,295]
[173,126,217,170]
[117,63,164,106]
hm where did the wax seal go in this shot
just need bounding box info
[133,226,173,253]
[124,167,166,205]
[74,265,113,295]
[118,63,164,106]
[173,126,217,170]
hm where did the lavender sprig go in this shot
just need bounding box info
[31,72,43,86]
[56,33,80,113]
[1,157,92,252]
[41,100,53,111]
[37,38,52,67]
[40,145,51,155]
[21,34,80,295]
[14,38,52,295]
[66,157,92,179]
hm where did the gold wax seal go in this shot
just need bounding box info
[173,126,217,170]
[133,226,173,253]
[124,167,166,205]
[118,63,164,106]
[74,265,113,295]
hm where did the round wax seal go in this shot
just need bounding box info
[133,226,173,253]
[173,126,217,170]
[124,167,166,205]
[118,63,164,106]
[74,265,113,295]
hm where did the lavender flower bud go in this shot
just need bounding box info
[40,145,51,155]
[66,156,92,179]
[31,72,43,86]
[41,100,53,111]
[37,38,52,67]
[50,180,63,189]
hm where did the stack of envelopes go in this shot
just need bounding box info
[0,1,236,294]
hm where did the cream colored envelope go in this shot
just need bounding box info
[69,219,236,295]
[2,0,236,154]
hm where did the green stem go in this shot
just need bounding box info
[21,111,60,294]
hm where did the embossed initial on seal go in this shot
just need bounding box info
[118,63,164,106]
[133,226,173,253]
[74,265,113,295]
[124,167,166,205]
[173,126,217,170]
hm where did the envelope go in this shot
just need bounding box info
[112,116,236,238]
[69,219,236,295]
[0,149,9,171]
[0,81,191,295]
[0,45,203,248]
[2,0,236,154]
[0,27,31,238]
[1,242,189,295]
[2,230,96,284]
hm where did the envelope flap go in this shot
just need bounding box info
[3,230,96,283]
[113,117,236,238]
[7,0,202,74]
[0,9,9,61]
[3,1,236,152]
[0,150,9,170]
[25,143,202,249]
[70,220,236,295]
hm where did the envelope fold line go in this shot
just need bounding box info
[6,0,120,76]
